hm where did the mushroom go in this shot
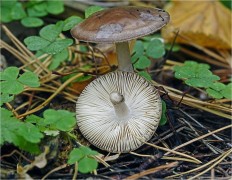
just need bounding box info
[76,71,162,153]
[71,6,170,72]
[71,6,169,153]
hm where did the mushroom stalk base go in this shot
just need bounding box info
[113,102,130,119]
[110,92,130,120]
[115,42,134,72]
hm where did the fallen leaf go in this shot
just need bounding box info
[162,0,231,49]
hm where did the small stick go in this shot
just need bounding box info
[17,73,84,118]
[1,25,33,58]
[125,161,178,180]
[88,43,99,78]
[93,46,112,68]
[179,109,232,148]
[0,40,28,64]
[1,150,32,163]
[166,148,232,179]
[5,103,19,117]
[188,148,232,180]
[162,156,200,164]
[153,81,231,114]
[72,162,78,180]
[1,25,49,73]
[41,164,67,180]
[133,134,202,164]
[179,118,219,154]
[164,124,232,156]
[130,152,154,158]
[180,47,228,68]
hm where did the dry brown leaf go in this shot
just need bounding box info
[162,0,232,49]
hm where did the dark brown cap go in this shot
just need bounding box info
[71,6,170,43]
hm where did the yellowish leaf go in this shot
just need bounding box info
[162,0,231,49]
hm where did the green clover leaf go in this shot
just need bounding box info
[21,17,44,27]
[68,148,84,164]
[159,100,167,126]
[63,16,83,31]
[39,24,63,41]
[79,157,98,174]
[206,82,232,99]
[43,109,76,132]
[221,83,232,99]
[68,146,98,174]
[85,6,104,18]
[134,55,151,69]
[1,108,43,154]
[48,49,69,70]
[18,71,40,87]
[174,61,220,88]
[146,38,165,59]
[24,36,50,51]
[131,40,144,63]
[0,67,40,95]
[43,38,73,54]
[46,0,64,15]
[0,93,14,106]
[138,71,152,81]
[11,2,27,20]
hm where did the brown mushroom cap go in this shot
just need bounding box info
[71,6,170,43]
[76,71,162,153]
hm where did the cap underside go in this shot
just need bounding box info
[71,6,170,43]
[76,71,162,153]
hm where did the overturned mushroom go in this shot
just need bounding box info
[71,6,170,72]
[76,71,161,153]
[71,6,169,153]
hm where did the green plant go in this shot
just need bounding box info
[0,66,76,153]
[85,5,104,18]
[131,38,169,80]
[206,82,232,99]
[173,61,220,87]
[1,5,170,172]
[1,0,64,27]
[220,0,232,10]
[68,146,98,174]
[0,107,76,153]
[23,6,103,70]
[0,5,105,156]
[173,61,232,99]
[24,21,73,54]
[159,100,168,126]
[23,5,104,55]
[26,109,76,135]
[0,108,44,153]
[0,66,40,105]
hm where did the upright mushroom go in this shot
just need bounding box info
[71,6,170,72]
[71,6,170,153]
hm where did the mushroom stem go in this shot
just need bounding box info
[110,92,130,119]
[115,42,134,72]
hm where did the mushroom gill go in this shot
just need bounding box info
[76,71,162,153]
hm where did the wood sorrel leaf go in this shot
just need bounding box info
[39,24,62,41]
[21,17,44,27]
[63,16,83,31]
[24,36,50,51]
[85,6,104,18]
[146,38,165,59]
[43,38,73,54]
